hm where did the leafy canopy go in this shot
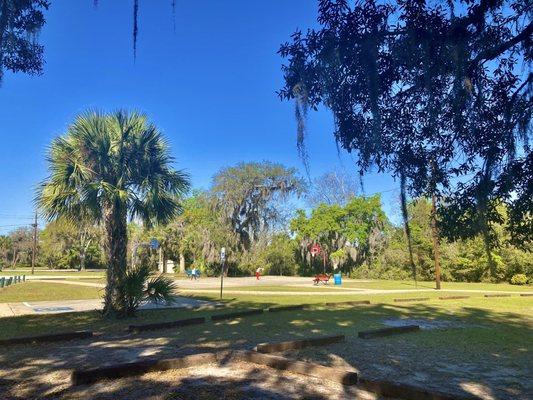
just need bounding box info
[36,110,190,226]
[279,0,532,247]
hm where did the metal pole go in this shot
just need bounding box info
[220,260,225,300]
[31,213,37,275]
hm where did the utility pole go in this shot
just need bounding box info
[31,213,38,275]
[431,193,441,290]
[219,247,226,300]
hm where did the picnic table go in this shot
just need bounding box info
[313,274,331,285]
[185,270,201,280]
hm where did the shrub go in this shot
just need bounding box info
[510,274,528,285]
[118,265,176,316]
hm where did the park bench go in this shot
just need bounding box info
[185,270,200,280]
[313,274,330,285]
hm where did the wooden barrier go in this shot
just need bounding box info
[255,334,345,353]
[393,298,430,303]
[268,305,305,312]
[231,350,358,386]
[72,353,216,386]
[358,325,420,339]
[325,300,371,306]
[438,296,470,300]
[211,309,263,321]
[0,330,93,346]
[128,317,206,333]
[358,377,477,400]
[519,293,533,297]
[484,294,511,298]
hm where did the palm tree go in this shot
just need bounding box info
[36,110,190,315]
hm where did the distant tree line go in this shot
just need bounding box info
[3,162,530,284]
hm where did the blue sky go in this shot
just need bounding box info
[0,0,398,233]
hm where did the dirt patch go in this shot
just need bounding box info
[55,363,381,400]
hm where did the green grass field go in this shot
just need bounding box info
[1,279,531,398]
[0,269,105,277]
[0,282,102,302]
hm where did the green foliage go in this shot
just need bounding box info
[279,0,532,257]
[117,264,176,316]
[237,234,298,277]
[291,195,387,273]
[212,161,303,250]
[38,218,103,269]
[0,0,49,84]
[510,274,528,285]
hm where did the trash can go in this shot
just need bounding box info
[334,273,342,285]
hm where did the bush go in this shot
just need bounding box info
[118,265,176,316]
[510,274,528,285]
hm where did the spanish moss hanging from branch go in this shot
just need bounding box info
[293,83,310,179]
[132,0,139,61]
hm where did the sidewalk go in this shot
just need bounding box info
[0,296,215,317]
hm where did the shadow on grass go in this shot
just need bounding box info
[0,298,531,399]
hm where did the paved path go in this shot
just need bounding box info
[0,296,215,317]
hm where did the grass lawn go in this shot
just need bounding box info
[1,288,531,398]
[0,282,102,303]
[340,279,532,292]
[0,269,106,277]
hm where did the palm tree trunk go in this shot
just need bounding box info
[103,202,128,316]
[179,253,185,273]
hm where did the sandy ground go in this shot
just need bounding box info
[0,331,381,400]
[1,312,531,400]
[58,363,382,400]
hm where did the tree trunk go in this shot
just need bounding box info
[79,252,86,271]
[163,252,168,274]
[431,193,441,289]
[400,173,417,287]
[179,253,185,273]
[102,202,128,316]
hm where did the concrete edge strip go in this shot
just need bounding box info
[128,317,206,333]
[0,330,93,346]
[393,298,430,302]
[210,308,264,321]
[358,325,420,339]
[254,334,345,353]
